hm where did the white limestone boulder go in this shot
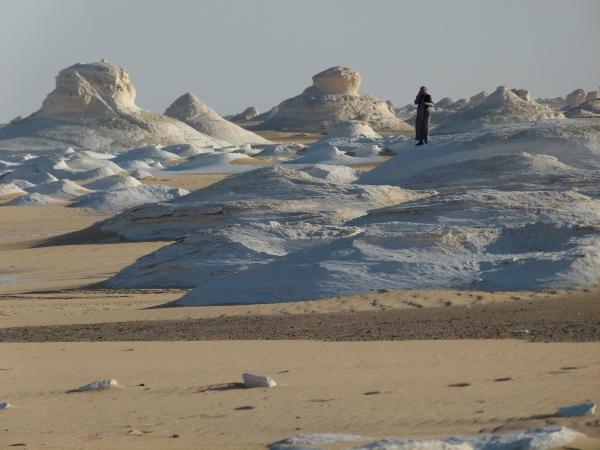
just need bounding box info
[165,93,270,146]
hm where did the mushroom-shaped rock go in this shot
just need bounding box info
[37,60,138,118]
[312,66,362,95]
[165,93,270,146]
[256,66,411,132]
[566,89,587,108]
[0,61,225,153]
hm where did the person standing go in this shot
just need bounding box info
[414,86,434,146]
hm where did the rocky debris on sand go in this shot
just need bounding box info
[165,93,270,145]
[242,372,277,388]
[256,66,411,132]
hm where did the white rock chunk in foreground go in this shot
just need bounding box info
[71,379,120,392]
[269,427,584,450]
[242,372,277,388]
[556,401,596,417]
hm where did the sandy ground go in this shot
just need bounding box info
[139,172,228,191]
[1,340,599,449]
[1,176,599,449]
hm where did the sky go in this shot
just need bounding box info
[1,0,599,122]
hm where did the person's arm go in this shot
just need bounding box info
[414,94,421,105]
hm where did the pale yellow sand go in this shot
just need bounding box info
[1,340,598,449]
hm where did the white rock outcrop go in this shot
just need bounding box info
[312,66,362,95]
[165,93,270,146]
[0,60,226,152]
[228,106,260,122]
[257,66,411,132]
[242,372,277,388]
[434,86,563,134]
[565,89,587,108]
[565,99,600,118]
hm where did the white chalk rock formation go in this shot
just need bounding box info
[556,402,597,417]
[434,86,563,134]
[242,372,277,388]
[0,60,226,152]
[86,173,142,191]
[72,184,188,214]
[228,106,259,122]
[312,66,362,95]
[565,99,600,118]
[322,120,382,140]
[468,90,488,107]
[511,88,531,102]
[0,182,27,197]
[71,379,120,393]
[165,93,270,145]
[26,179,92,199]
[6,192,66,206]
[566,89,587,108]
[257,66,411,132]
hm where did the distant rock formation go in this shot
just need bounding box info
[565,99,600,118]
[586,91,600,101]
[511,89,531,102]
[256,66,411,132]
[434,86,563,134]
[565,89,587,108]
[227,106,259,123]
[0,60,226,152]
[165,93,270,146]
[468,91,487,107]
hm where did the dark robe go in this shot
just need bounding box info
[415,93,432,141]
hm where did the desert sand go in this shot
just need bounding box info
[1,181,599,449]
[1,340,599,449]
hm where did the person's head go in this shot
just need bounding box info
[419,86,427,95]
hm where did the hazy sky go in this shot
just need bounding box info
[1,0,599,122]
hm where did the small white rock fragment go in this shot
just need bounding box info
[242,372,276,388]
[73,379,120,392]
[556,401,597,417]
[0,402,10,409]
